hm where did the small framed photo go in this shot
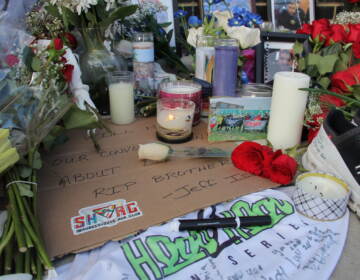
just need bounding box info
[268,0,315,31]
[255,32,308,84]
[203,0,256,15]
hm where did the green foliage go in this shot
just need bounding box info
[100,5,138,29]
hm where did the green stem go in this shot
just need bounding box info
[7,185,27,253]
[14,251,24,273]
[300,87,360,106]
[12,183,53,269]
[24,229,34,249]
[0,221,14,255]
[24,250,31,274]
[31,251,37,275]
[36,255,43,280]
[4,238,13,274]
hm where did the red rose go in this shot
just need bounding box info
[265,153,298,185]
[63,32,77,49]
[231,142,266,176]
[348,0,360,4]
[62,64,74,82]
[311,19,330,41]
[320,94,346,109]
[5,54,19,67]
[331,63,360,92]
[307,127,320,144]
[346,24,360,43]
[326,24,347,46]
[297,23,313,35]
[53,38,64,50]
[306,112,326,128]
[353,42,360,58]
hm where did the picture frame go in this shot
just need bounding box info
[255,32,309,84]
[203,0,256,15]
[268,0,315,32]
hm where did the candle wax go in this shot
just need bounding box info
[298,175,348,199]
[109,82,135,125]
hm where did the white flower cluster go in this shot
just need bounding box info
[50,0,123,15]
[127,0,167,21]
[333,11,360,24]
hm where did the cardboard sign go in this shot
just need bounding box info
[38,118,278,258]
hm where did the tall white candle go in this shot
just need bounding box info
[109,82,135,125]
[267,72,310,150]
[195,47,215,81]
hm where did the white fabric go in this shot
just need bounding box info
[50,189,349,280]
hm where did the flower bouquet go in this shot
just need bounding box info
[295,18,360,142]
[0,25,101,278]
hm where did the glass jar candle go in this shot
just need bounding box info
[107,71,135,125]
[158,81,202,125]
[213,38,239,97]
[195,35,215,82]
[132,32,155,93]
[156,98,195,143]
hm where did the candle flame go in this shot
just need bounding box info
[168,114,175,121]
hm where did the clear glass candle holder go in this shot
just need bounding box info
[158,80,202,125]
[107,71,135,125]
[156,98,195,143]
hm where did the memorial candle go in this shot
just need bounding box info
[267,72,310,150]
[156,98,195,143]
[108,71,135,125]
[213,38,239,97]
[195,35,215,82]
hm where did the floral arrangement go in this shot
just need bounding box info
[231,142,298,185]
[185,7,262,50]
[295,18,360,142]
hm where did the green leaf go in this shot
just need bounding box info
[306,53,321,66]
[22,46,35,71]
[321,43,342,56]
[318,77,331,89]
[100,5,138,29]
[159,22,172,28]
[293,41,304,56]
[19,166,32,179]
[352,85,360,100]
[305,65,319,77]
[85,11,97,25]
[42,125,69,151]
[62,7,81,27]
[318,54,338,75]
[32,151,42,170]
[31,57,42,72]
[45,5,61,19]
[18,183,33,198]
[297,57,306,71]
[62,105,100,130]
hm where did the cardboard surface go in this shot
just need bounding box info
[38,118,278,258]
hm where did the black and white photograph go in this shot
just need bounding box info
[270,0,314,31]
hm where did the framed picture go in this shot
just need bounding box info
[268,0,315,31]
[203,0,256,15]
[255,32,308,84]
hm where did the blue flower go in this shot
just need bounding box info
[174,9,188,18]
[241,71,249,84]
[228,17,244,27]
[206,0,223,4]
[188,15,202,27]
[232,6,247,15]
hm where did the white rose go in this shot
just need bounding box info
[138,143,170,161]
[186,27,204,48]
[225,26,261,49]
[213,10,232,30]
